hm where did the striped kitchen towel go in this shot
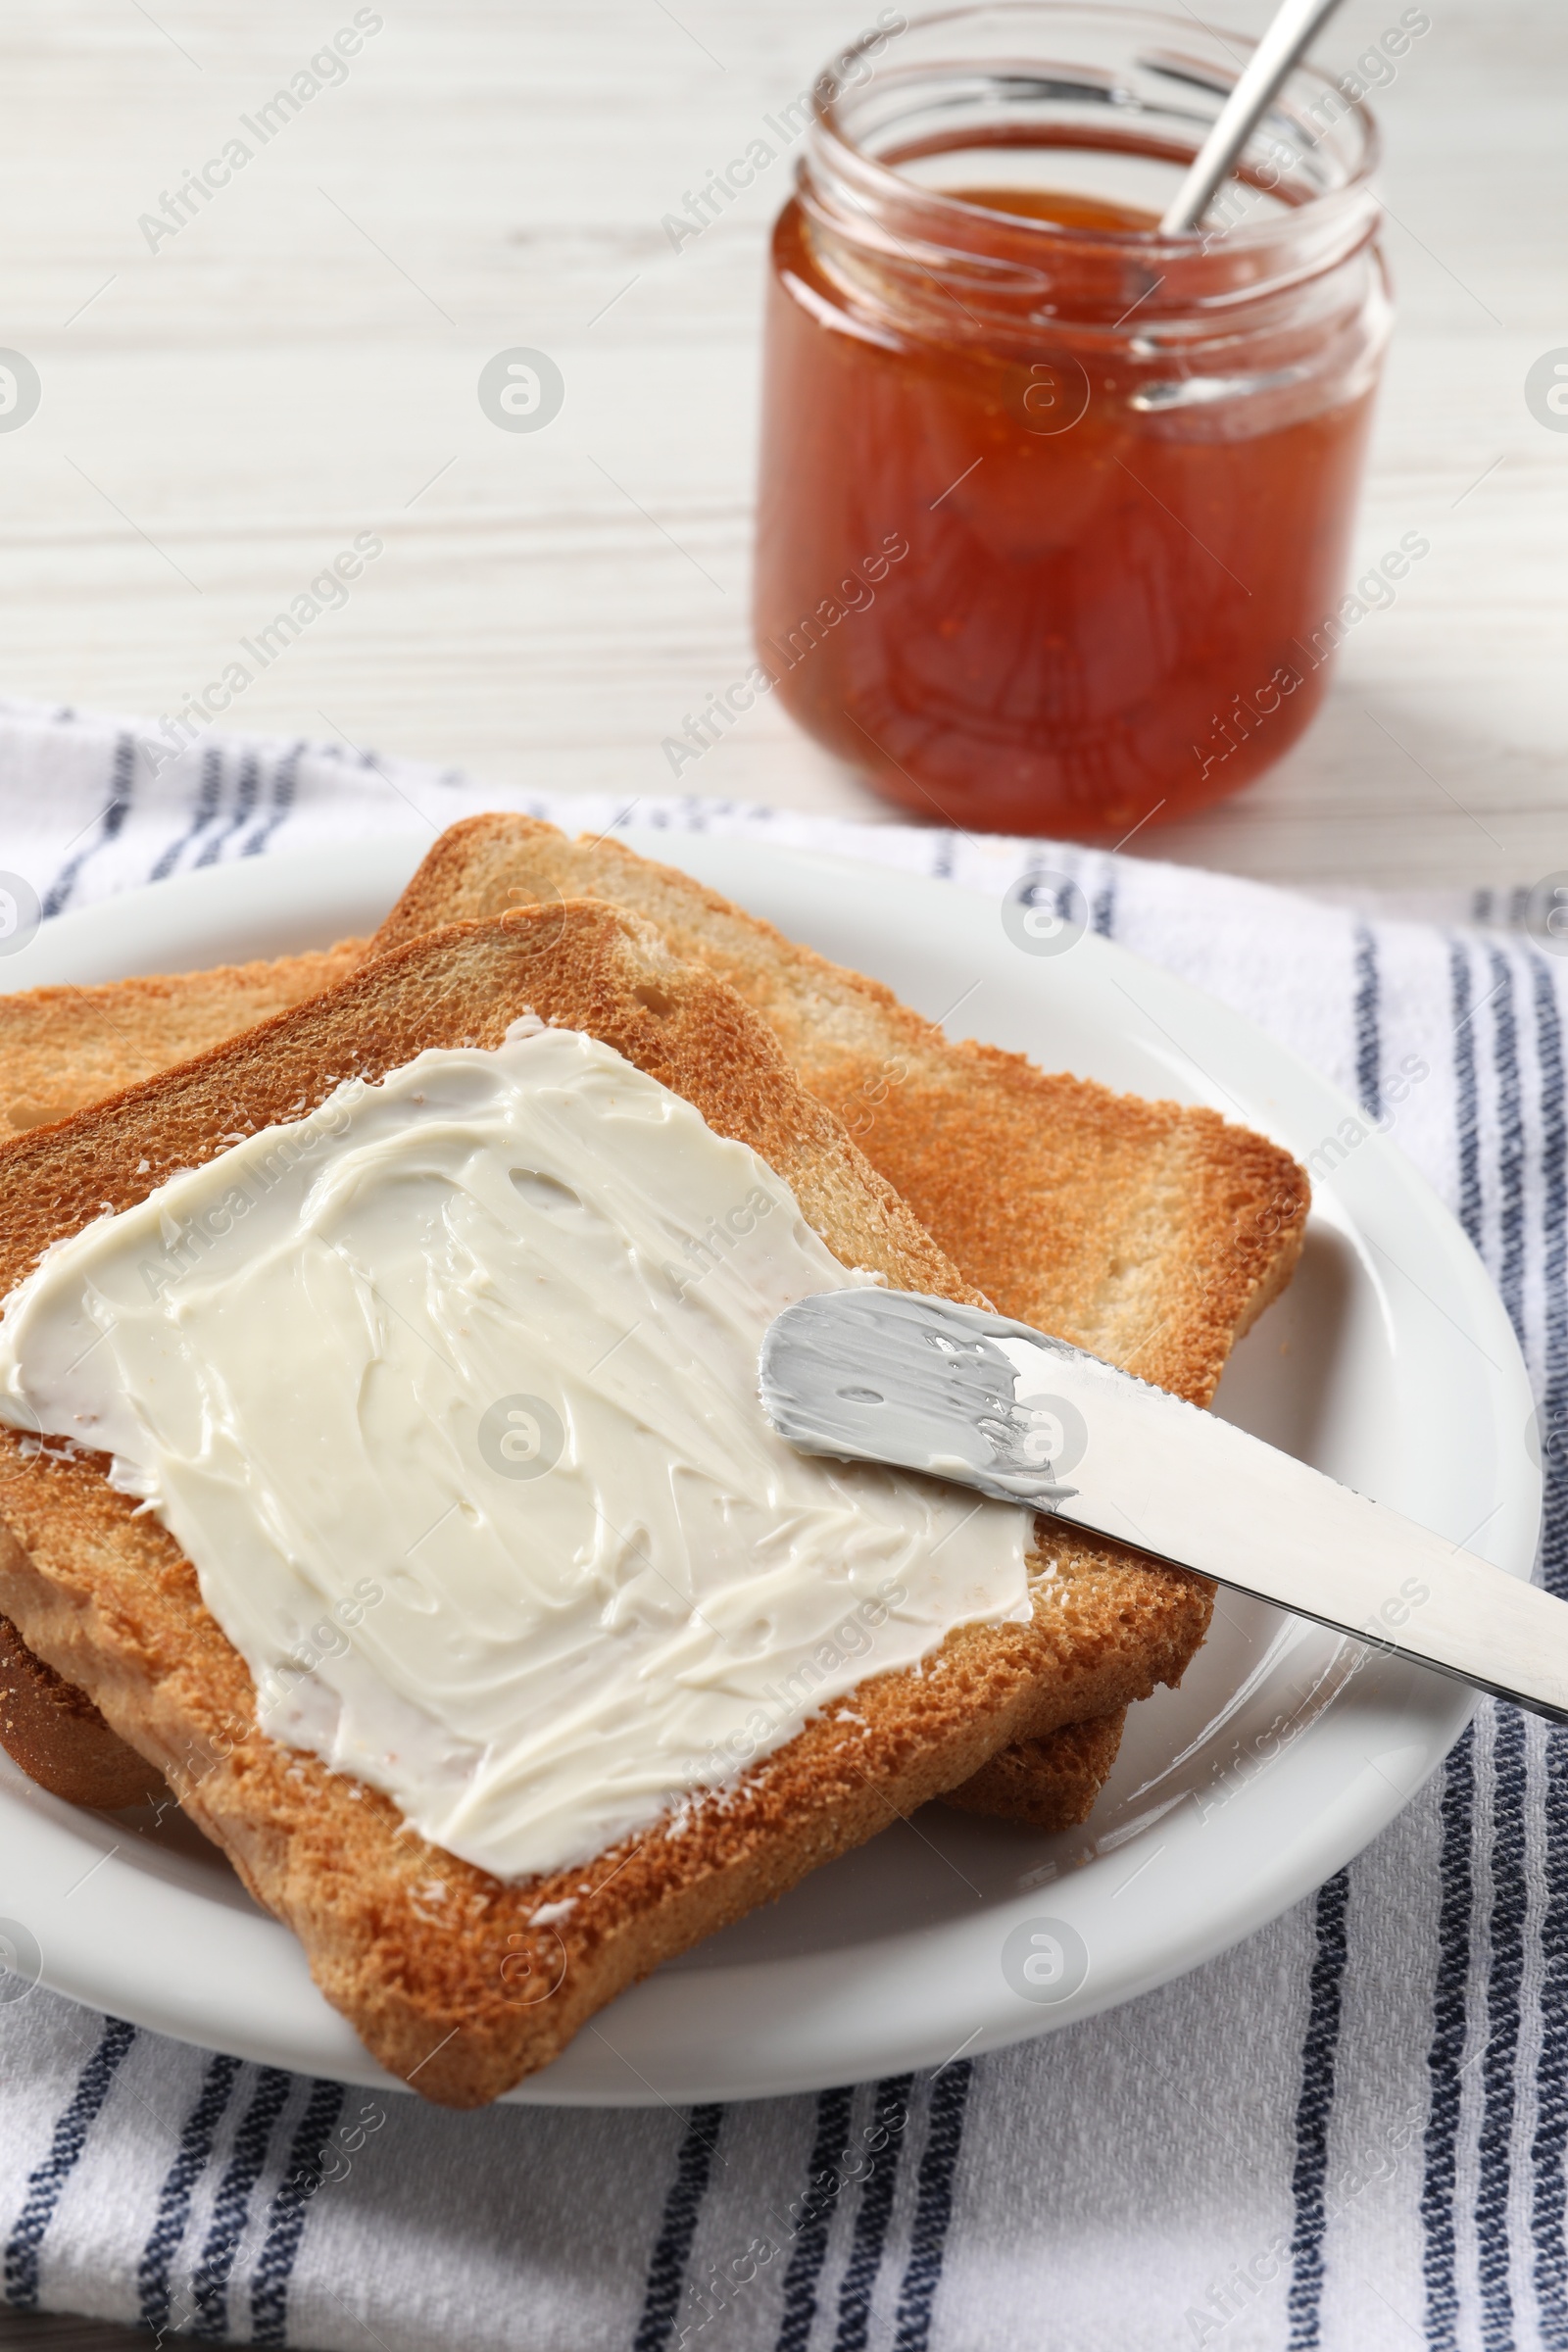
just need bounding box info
[0,694,1565,2352]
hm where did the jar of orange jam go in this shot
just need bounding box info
[754,5,1390,839]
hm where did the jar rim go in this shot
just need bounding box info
[807,1,1381,262]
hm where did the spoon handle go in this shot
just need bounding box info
[1159,0,1350,235]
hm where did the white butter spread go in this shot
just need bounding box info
[0,1025,1031,1881]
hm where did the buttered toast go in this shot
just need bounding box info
[0,821,1305,1832]
[375,819,1308,1818]
[0,906,1211,2103]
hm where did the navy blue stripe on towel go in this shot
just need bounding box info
[1530,951,1568,1602]
[632,2103,726,2352]
[242,743,306,858]
[1423,1722,1478,2351]
[775,2086,856,2352]
[1448,942,1485,1254]
[4,2015,137,2308]
[1473,948,1530,2349]
[136,2051,242,2335]
[1534,1725,1568,2338]
[1530,949,1568,2333]
[249,2078,346,2347]
[1488,949,1527,1332]
[1285,1869,1350,2351]
[196,749,262,868]
[834,2074,915,2352]
[147,744,223,883]
[891,2060,974,2352]
[1477,1705,1529,2350]
[1351,923,1382,1121]
[42,731,137,918]
[191,2065,292,2341]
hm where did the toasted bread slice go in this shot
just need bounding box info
[0,822,1304,1833]
[0,943,366,1140]
[0,1609,163,1809]
[0,906,1211,2104]
[372,818,1309,1820]
[945,1712,1125,1830]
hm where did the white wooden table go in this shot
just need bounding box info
[0,10,1558,2345]
[0,0,1562,899]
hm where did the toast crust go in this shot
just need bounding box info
[944,1711,1126,1830]
[0,1608,163,1809]
[0,906,1209,2103]
[0,943,366,1140]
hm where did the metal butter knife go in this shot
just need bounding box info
[760,1289,1564,1722]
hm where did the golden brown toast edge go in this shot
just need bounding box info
[945,1711,1126,1831]
[0,905,1211,2104]
[0,943,366,1140]
[0,1610,164,1809]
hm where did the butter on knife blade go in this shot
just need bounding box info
[760,1289,1567,1724]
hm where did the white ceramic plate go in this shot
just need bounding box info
[0,831,1539,2106]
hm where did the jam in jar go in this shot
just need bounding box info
[754,5,1390,838]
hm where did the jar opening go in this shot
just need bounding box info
[805,3,1380,307]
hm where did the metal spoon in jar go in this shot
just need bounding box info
[1159,0,1350,236]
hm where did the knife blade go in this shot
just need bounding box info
[759,1288,1562,1722]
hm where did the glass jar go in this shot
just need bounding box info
[753,3,1391,839]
